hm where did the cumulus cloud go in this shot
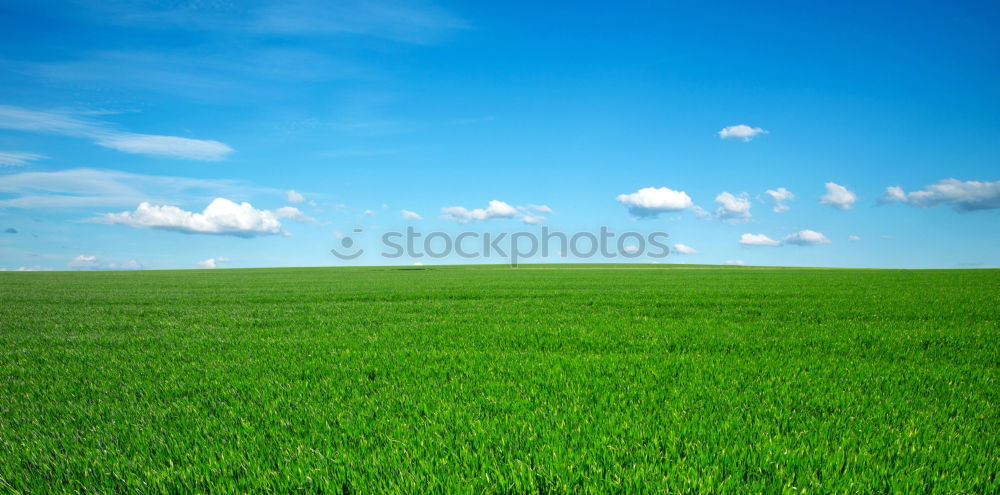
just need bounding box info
[819,182,857,210]
[106,260,142,270]
[68,255,142,270]
[848,235,861,241]
[0,151,46,167]
[616,187,694,217]
[441,200,524,223]
[739,233,780,247]
[881,179,1000,211]
[725,259,746,266]
[99,198,285,237]
[274,206,315,222]
[363,209,376,216]
[672,243,698,255]
[198,257,231,269]
[286,190,305,203]
[623,245,640,255]
[401,209,422,220]
[0,105,232,161]
[521,214,545,225]
[784,229,831,246]
[68,254,97,267]
[715,192,752,220]
[765,187,794,213]
[718,124,767,142]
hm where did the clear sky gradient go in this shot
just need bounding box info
[1,0,998,270]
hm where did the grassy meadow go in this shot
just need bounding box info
[0,264,998,493]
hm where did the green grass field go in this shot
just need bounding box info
[1,265,998,493]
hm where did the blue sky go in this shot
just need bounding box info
[1,0,998,270]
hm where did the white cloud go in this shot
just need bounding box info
[848,235,861,241]
[521,214,545,225]
[715,192,752,220]
[819,182,857,210]
[68,254,97,267]
[672,243,698,255]
[412,261,424,266]
[287,190,305,203]
[623,245,640,255]
[784,229,831,246]
[739,233,780,247]
[100,198,285,237]
[197,257,231,269]
[0,151,46,167]
[106,260,142,270]
[881,179,1000,211]
[70,0,467,45]
[441,200,520,223]
[725,259,746,266]
[16,266,51,272]
[275,206,315,222]
[0,168,264,209]
[401,209,422,220]
[68,255,143,270]
[0,105,232,161]
[691,205,711,218]
[525,204,553,214]
[718,124,767,142]
[765,187,794,213]
[616,187,694,216]
[95,133,232,161]
[363,209,376,216]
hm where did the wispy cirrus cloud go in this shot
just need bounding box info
[0,151,46,167]
[0,105,232,161]
[0,168,265,209]
[74,0,467,44]
[12,48,367,102]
